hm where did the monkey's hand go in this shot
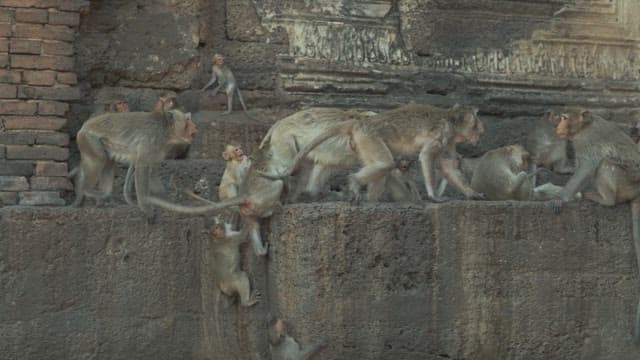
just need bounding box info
[466,191,486,200]
[428,195,451,203]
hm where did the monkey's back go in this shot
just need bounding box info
[471,147,532,200]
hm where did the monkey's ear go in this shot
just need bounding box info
[222,151,230,161]
[579,110,590,124]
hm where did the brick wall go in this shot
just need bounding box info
[0,1,86,206]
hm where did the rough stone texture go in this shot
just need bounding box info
[0,207,205,360]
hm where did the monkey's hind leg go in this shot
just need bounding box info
[233,272,258,307]
[299,340,329,360]
[76,133,110,206]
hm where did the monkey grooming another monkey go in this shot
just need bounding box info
[470,145,537,201]
[71,109,197,219]
[209,217,259,307]
[385,158,422,202]
[219,144,252,201]
[549,108,640,343]
[525,110,574,185]
[269,319,328,360]
[200,53,254,119]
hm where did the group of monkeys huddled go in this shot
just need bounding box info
[70,54,640,353]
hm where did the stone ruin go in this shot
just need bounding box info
[1,1,640,359]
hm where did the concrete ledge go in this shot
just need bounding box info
[2,201,640,359]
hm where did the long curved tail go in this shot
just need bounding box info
[145,194,245,215]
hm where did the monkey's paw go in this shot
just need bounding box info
[467,192,486,200]
[428,195,450,203]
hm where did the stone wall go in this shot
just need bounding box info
[0,0,84,206]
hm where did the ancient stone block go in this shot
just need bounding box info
[42,41,73,56]
[0,84,17,98]
[56,72,76,85]
[0,161,34,176]
[0,145,4,158]
[18,85,81,100]
[0,38,7,52]
[30,176,72,190]
[14,23,75,42]
[34,131,68,146]
[23,70,56,86]
[18,191,65,205]
[10,39,42,54]
[0,176,29,191]
[34,161,66,176]
[48,11,79,27]
[0,23,11,37]
[0,54,8,67]
[0,8,13,23]
[36,100,68,115]
[0,70,22,84]
[1,115,66,130]
[15,8,48,24]
[11,54,74,71]
[5,145,68,161]
[0,131,36,145]
[0,100,38,115]
[0,191,18,205]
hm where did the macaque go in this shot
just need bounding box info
[549,108,640,343]
[385,158,421,202]
[145,114,340,256]
[470,145,537,201]
[525,111,574,184]
[71,109,197,218]
[327,104,485,203]
[268,319,328,360]
[219,144,251,201]
[209,218,258,307]
[109,99,129,113]
[200,53,252,118]
[154,94,176,114]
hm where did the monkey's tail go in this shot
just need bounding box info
[67,166,78,179]
[258,124,275,150]
[145,195,246,215]
[631,198,640,345]
[235,88,258,121]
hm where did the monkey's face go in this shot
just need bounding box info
[168,111,197,144]
[397,159,411,174]
[455,109,484,145]
[234,146,245,160]
[210,225,225,239]
[508,145,530,171]
[213,55,225,66]
[116,102,129,112]
[553,110,587,140]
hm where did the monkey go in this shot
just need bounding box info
[219,144,252,201]
[303,103,485,203]
[268,318,328,360]
[524,110,574,185]
[384,158,422,202]
[548,108,640,343]
[200,53,254,119]
[208,217,259,307]
[70,109,197,219]
[470,145,538,201]
[154,94,176,114]
[145,114,343,256]
[109,99,129,113]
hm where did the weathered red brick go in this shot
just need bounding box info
[0,9,13,23]
[10,39,42,54]
[48,11,79,27]
[0,84,17,98]
[16,8,48,24]
[31,176,72,190]
[14,23,75,42]
[0,38,7,52]
[0,100,37,115]
[37,100,68,115]
[56,72,76,85]
[42,41,73,56]
[11,54,74,71]
[35,132,68,146]
[23,70,56,85]
[0,70,22,84]
[0,23,11,37]
[6,144,69,161]
[18,85,81,101]
[0,131,36,144]
[0,160,35,175]
[2,116,66,130]
[19,191,66,206]
[34,161,67,176]
[0,191,18,205]
[0,176,29,191]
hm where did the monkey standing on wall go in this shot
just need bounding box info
[200,53,254,119]
[549,108,640,343]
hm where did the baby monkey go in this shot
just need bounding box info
[471,145,538,201]
[269,318,328,360]
[219,144,251,201]
[109,99,129,113]
[209,217,259,307]
[200,53,252,118]
[385,158,421,202]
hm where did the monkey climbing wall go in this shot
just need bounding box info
[0,1,84,206]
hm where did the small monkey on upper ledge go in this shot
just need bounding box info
[200,53,254,119]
